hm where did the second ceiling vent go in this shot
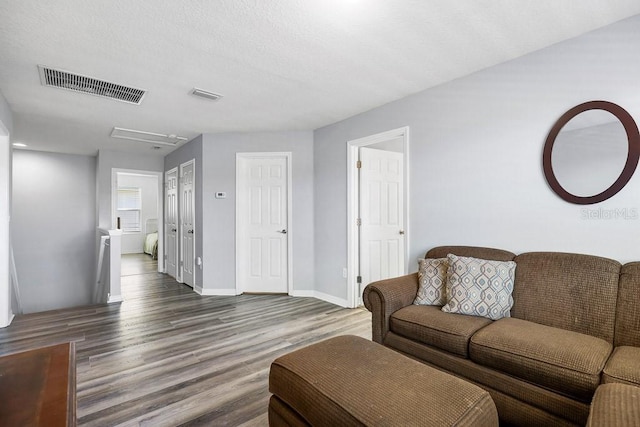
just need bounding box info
[191,88,223,101]
[38,65,146,105]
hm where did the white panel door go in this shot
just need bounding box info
[237,156,288,293]
[180,161,195,287]
[360,147,404,293]
[165,168,178,280]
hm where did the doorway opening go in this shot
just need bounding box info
[112,169,163,276]
[347,127,410,308]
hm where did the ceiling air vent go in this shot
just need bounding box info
[110,127,187,146]
[38,65,146,105]
[191,88,223,101]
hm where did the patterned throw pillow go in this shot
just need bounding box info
[413,258,448,306]
[441,254,516,320]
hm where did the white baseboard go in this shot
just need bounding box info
[313,290,350,308]
[290,290,349,308]
[192,286,350,307]
[0,313,15,328]
[195,286,238,296]
[290,290,314,298]
[107,295,124,303]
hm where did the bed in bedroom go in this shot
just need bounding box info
[143,218,159,259]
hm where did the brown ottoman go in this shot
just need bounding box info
[268,335,498,426]
[587,383,640,426]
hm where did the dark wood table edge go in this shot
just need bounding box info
[67,341,77,427]
[0,341,77,427]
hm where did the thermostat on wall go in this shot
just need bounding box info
[215,192,226,199]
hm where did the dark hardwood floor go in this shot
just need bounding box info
[0,254,372,426]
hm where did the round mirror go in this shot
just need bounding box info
[543,101,640,204]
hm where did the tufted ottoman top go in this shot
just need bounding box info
[269,335,498,426]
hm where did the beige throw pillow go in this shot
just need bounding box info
[441,254,516,320]
[413,258,448,306]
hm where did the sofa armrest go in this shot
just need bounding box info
[363,273,419,343]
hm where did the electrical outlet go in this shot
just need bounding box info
[342,267,348,278]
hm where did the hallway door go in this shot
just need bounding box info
[359,146,405,293]
[165,168,178,280]
[347,127,409,308]
[236,153,290,294]
[180,161,195,287]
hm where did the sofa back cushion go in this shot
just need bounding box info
[614,262,640,347]
[512,252,621,343]
[425,246,516,262]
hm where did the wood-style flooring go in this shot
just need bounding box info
[0,254,372,426]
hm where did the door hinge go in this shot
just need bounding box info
[179,261,184,267]
[356,276,362,284]
[356,160,362,169]
[356,218,361,226]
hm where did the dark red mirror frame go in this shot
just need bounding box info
[543,100,640,205]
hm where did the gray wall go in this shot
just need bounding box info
[165,135,203,287]
[201,131,314,293]
[12,150,96,313]
[314,14,640,300]
[96,149,164,230]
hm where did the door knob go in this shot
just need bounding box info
[187,229,194,234]
[171,228,177,232]
[399,230,405,235]
[277,229,287,234]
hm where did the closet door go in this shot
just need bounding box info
[179,160,195,287]
[165,168,178,279]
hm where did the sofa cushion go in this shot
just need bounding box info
[470,318,612,401]
[511,252,620,343]
[413,257,448,306]
[603,346,640,387]
[442,254,516,320]
[586,383,640,427]
[391,304,492,357]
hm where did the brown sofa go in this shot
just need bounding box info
[363,246,640,426]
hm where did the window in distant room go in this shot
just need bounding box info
[117,187,142,232]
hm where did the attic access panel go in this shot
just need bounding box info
[110,127,187,146]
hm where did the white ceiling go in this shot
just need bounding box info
[1,0,640,156]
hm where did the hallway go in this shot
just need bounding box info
[0,255,371,426]
[121,253,159,277]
